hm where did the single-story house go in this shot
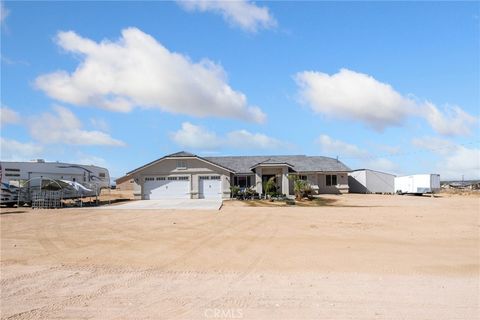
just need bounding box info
[116,151,351,200]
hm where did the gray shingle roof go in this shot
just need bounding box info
[167,151,196,157]
[126,152,351,176]
[204,155,351,174]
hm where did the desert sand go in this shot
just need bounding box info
[1,194,479,319]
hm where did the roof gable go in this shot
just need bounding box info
[126,151,234,175]
[166,151,196,157]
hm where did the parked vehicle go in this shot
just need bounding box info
[394,174,441,195]
[1,160,110,206]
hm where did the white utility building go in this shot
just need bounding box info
[348,169,395,194]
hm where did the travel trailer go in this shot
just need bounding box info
[1,160,110,206]
[394,174,441,195]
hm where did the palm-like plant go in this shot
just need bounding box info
[289,174,312,200]
[230,185,240,198]
[292,179,305,200]
[264,176,277,197]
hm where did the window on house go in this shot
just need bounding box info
[99,172,106,178]
[299,175,307,181]
[210,176,220,180]
[234,175,252,188]
[200,176,210,180]
[178,176,189,181]
[156,177,166,181]
[326,174,337,186]
[145,177,155,181]
[168,177,178,180]
[176,161,187,169]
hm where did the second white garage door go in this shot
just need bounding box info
[144,176,190,199]
[199,176,222,199]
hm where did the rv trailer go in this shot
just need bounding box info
[394,174,441,195]
[0,160,110,206]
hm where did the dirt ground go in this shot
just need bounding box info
[1,194,479,319]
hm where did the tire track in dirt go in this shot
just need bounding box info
[134,211,279,319]
[9,211,216,266]
[2,210,263,319]
[174,212,280,319]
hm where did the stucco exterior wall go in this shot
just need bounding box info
[116,179,140,192]
[317,172,349,194]
[132,158,231,199]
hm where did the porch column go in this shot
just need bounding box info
[255,167,262,194]
[282,167,290,196]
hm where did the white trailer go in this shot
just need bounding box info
[348,169,395,194]
[394,174,441,195]
[1,160,110,205]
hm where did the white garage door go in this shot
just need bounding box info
[199,176,222,199]
[144,176,190,199]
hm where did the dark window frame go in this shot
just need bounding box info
[326,174,337,186]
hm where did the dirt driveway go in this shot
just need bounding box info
[1,194,478,319]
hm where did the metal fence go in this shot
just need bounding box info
[31,190,64,209]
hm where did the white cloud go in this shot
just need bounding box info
[1,2,9,24]
[295,68,477,135]
[227,130,283,149]
[1,56,29,66]
[28,106,125,146]
[422,103,478,136]
[0,137,43,161]
[0,106,20,125]
[440,146,480,180]
[170,122,222,150]
[73,154,108,168]
[411,136,456,156]
[170,122,283,150]
[372,143,401,155]
[315,134,401,174]
[177,0,276,32]
[90,118,110,132]
[412,136,480,179]
[316,134,369,158]
[363,157,400,174]
[296,69,412,130]
[35,28,265,123]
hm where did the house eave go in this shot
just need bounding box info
[126,154,235,176]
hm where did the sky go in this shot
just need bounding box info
[1,1,479,180]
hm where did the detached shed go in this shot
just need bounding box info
[348,169,395,194]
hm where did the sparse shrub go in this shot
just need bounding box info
[230,185,240,198]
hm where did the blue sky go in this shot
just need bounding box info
[1,1,479,180]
